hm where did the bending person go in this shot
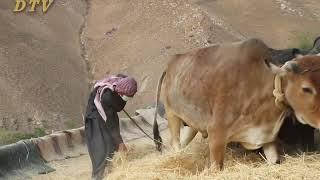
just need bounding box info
[84,74,138,180]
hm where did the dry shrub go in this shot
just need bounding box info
[108,133,320,180]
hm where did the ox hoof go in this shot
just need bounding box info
[263,142,280,165]
[208,162,223,173]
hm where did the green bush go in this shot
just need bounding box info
[0,128,47,146]
[290,32,315,51]
[65,120,77,129]
[33,127,46,137]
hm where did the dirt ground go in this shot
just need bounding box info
[32,130,172,180]
[33,131,320,180]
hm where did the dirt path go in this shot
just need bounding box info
[33,155,92,180]
[32,131,170,180]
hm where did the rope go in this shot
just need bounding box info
[123,74,289,149]
[273,74,289,110]
[122,109,167,148]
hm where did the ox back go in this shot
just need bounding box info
[154,36,320,153]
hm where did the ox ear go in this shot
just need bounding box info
[292,48,303,59]
[264,58,282,74]
[268,62,282,74]
[292,48,304,58]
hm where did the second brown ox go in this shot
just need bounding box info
[153,38,320,169]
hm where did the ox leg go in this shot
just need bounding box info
[181,126,198,148]
[262,141,280,164]
[167,111,182,151]
[208,128,226,170]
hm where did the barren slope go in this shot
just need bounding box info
[0,0,89,132]
[82,0,235,114]
[0,0,319,133]
[83,0,320,115]
[191,0,320,48]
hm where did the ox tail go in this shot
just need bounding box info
[153,70,166,152]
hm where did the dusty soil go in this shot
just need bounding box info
[32,132,172,180]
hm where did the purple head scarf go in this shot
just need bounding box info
[94,75,138,121]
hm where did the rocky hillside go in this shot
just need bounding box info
[83,0,320,114]
[82,0,237,114]
[0,0,319,133]
[191,0,320,48]
[0,0,89,133]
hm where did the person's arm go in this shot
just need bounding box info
[105,108,124,145]
[101,89,124,145]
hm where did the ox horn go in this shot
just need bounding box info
[269,60,300,75]
[280,61,300,74]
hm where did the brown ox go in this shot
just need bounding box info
[153,38,320,169]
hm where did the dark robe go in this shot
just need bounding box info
[85,88,126,180]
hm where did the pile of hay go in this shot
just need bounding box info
[108,133,320,180]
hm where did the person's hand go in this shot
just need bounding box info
[118,143,128,152]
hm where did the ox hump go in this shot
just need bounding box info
[240,38,271,62]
